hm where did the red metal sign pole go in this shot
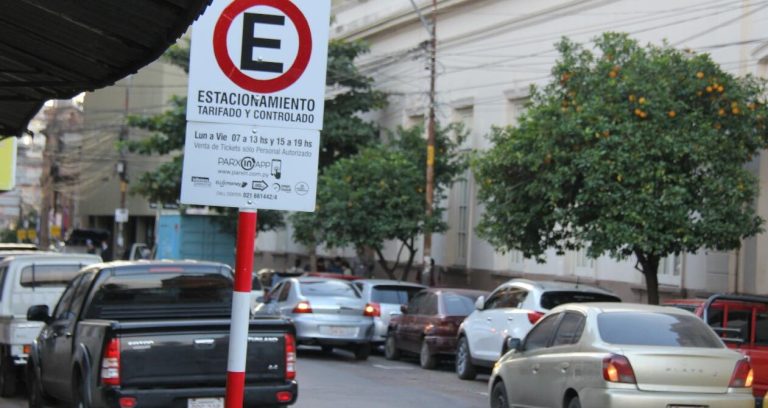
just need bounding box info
[225,208,257,408]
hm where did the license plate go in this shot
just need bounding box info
[188,398,223,408]
[321,325,356,337]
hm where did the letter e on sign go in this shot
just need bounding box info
[213,0,312,94]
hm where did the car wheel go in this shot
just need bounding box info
[491,381,509,408]
[27,364,52,408]
[73,373,89,408]
[0,352,17,397]
[354,343,370,360]
[384,335,400,360]
[455,336,477,380]
[567,396,581,408]
[419,340,437,370]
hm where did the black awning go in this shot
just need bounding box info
[0,0,212,136]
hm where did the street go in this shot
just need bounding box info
[0,347,489,408]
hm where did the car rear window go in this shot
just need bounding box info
[442,293,478,316]
[85,272,233,320]
[598,312,723,348]
[300,280,360,298]
[20,264,85,288]
[540,291,621,310]
[372,285,422,304]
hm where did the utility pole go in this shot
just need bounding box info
[116,75,132,260]
[422,0,438,286]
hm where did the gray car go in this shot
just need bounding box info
[261,277,374,359]
[353,279,426,346]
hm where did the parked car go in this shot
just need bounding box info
[353,279,426,347]
[385,288,487,369]
[490,303,755,408]
[26,260,298,408]
[456,278,620,380]
[261,277,374,359]
[0,253,101,396]
[665,293,768,405]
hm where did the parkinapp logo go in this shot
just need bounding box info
[218,156,269,171]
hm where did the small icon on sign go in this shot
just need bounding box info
[273,183,281,192]
[271,159,282,179]
[295,182,309,196]
[252,180,268,191]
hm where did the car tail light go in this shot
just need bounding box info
[364,303,381,317]
[527,311,544,324]
[285,334,296,381]
[292,301,312,313]
[276,391,293,403]
[119,397,137,408]
[101,338,121,386]
[602,354,636,384]
[729,359,753,388]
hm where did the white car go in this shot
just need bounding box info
[353,279,425,346]
[456,278,620,380]
[0,252,101,396]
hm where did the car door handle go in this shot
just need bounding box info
[486,317,493,321]
[531,363,540,374]
[506,316,514,321]
[559,362,570,373]
[64,332,72,338]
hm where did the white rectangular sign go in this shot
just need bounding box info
[180,122,319,211]
[186,0,331,130]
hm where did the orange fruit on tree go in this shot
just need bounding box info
[696,72,704,79]
[638,97,646,104]
[609,71,617,79]
[668,111,676,118]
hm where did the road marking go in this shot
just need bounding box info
[372,364,415,370]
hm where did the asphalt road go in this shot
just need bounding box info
[0,347,490,408]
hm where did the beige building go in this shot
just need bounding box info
[322,0,768,300]
[75,60,187,258]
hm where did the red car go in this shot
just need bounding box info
[384,288,488,369]
[665,294,768,404]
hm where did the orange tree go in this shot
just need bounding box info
[474,33,768,304]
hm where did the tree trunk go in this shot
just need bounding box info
[375,248,397,280]
[399,239,417,283]
[635,251,661,305]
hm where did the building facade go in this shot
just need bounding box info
[326,0,768,300]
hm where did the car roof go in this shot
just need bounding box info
[502,278,614,294]
[425,287,488,297]
[356,279,426,288]
[0,252,102,265]
[101,259,230,269]
[552,302,692,315]
[0,243,38,250]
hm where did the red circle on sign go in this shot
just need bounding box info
[213,0,312,94]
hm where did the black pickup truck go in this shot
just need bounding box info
[25,260,297,408]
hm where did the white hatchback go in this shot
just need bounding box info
[456,278,620,380]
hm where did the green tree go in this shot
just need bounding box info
[474,33,768,304]
[289,40,387,265]
[313,123,467,280]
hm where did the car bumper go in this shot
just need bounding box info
[424,335,458,356]
[293,315,373,346]
[372,318,388,343]
[100,381,298,407]
[579,387,755,408]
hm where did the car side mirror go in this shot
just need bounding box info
[27,305,51,324]
[475,296,485,311]
[506,337,523,353]
[400,305,409,314]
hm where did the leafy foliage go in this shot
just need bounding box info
[309,123,467,280]
[474,33,768,304]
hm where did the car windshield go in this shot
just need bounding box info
[300,280,360,298]
[371,285,422,304]
[442,293,478,316]
[540,291,621,309]
[20,264,85,288]
[598,312,723,348]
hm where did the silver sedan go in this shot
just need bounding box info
[260,277,374,359]
[490,303,755,408]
